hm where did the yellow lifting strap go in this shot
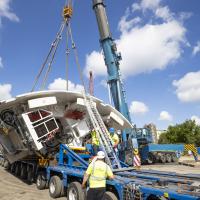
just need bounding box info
[38,157,49,167]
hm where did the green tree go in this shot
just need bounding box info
[158,120,200,146]
[158,132,170,144]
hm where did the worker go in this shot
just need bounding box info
[91,129,100,156]
[109,127,119,149]
[81,151,114,200]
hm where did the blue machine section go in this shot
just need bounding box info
[147,144,184,152]
[58,144,89,168]
[197,147,200,154]
[101,39,130,123]
[140,144,184,161]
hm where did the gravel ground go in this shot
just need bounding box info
[0,159,200,200]
[141,163,200,174]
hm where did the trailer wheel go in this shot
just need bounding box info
[103,191,118,200]
[49,175,63,198]
[15,163,21,176]
[171,153,178,162]
[67,182,85,200]
[147,153,154,164]
[166,154,172,163]
[20,164,27,179]
[160,154,166,163]
[147,195,160,200]
[36,172,47,190]
[11,163,15,173]
[0,159,4,167]
[4,160,10,170]
[27,168,34,183]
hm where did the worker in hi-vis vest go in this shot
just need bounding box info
[82,151,114,200]
[91,130,100,155]
[109,127,119,148]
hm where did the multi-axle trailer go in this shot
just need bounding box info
[1,144,199,200]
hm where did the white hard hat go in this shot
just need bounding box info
[97,151,105,159]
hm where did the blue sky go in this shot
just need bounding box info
[0,0,200,130]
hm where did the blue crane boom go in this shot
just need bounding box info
[92,0,132,142]
[92,0,131,123]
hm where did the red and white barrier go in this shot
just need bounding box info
[133,155,141,167]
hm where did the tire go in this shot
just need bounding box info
[160,154,166,163]
[171,153,178,162]
[155,154,160,163]
[20,164,27,179]
[4,160,10,170]
[49,175,63,198]
[67,182,85,200]
[15,163,21,176]
[1,159,4,167]
[166,154,172,163]
[147,195,161,200]
[36,172,47,190]
[103,191,118,200]
[11,163,15,173]
[27,168,34,183]
[147,158,153,164]
[147,153,154,164]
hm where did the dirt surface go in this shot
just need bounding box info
[141,163,200,174]
[0,161,200,200]
[0,167,66,200]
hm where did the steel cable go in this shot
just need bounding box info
[40,22,66,90]
[67,21,87,93]
[31,21,66,91]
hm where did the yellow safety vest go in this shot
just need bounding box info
[91,130,100,146]
[110,133,119,145]
[86,160,113,188]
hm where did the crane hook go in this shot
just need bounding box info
[63,0,73,20]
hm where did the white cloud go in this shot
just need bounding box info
[48,78,84,92]
[0,83,12,100]
[179,12,193,22]
[0,0,19,23]
[191,115,200,125]
[159,111,173,121]
[132,0,161,12]
[192,41,200,56]
[132,3,141,12]
[0,57,3,68]
[130,101,149,115]
[141,0,161,10]
[100,79,107,88]
[85,0,188,78]
[118,8,141,33]
[173,71,200,102]
[84,51,106,77]
[155,6,173,21]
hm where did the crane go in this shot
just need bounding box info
[92,0,189,165]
